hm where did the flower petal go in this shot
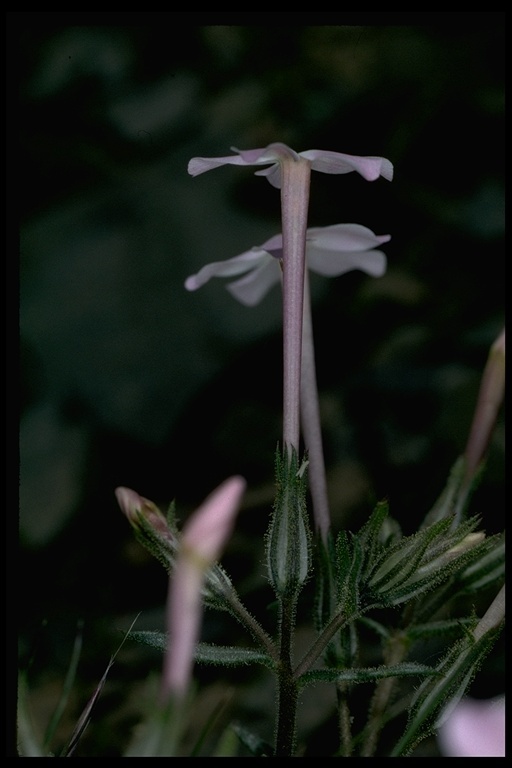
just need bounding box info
[188,144,393,187]
[307,223,391,252]
[184,248,270,291]
[305,224,389,278]
[234,142,300,165]
[188,143,300,178]
[187,153,250,177]
[300,149,394,182]
[254,164,283,189]
[308,247,387,278]
[226,256,281,306]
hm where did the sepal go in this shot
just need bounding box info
[265,446,311,597]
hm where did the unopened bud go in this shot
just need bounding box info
[266,448,311,597]
[115,486,178,570]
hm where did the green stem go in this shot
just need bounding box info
[274,595,299,756]
[293,608,360,681]
[224,589,280,664]
[336,681,353,757]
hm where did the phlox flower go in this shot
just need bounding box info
[187,141,392,538]
[185,223,390,307]
[188,142,393,187]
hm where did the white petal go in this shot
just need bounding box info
[234,143,299,165]
[185,248,269,291]
[308,247,387,278]
[254,164,283,188]
[300,149,394,181]
[307,223,391,252]
[227,257,281,306]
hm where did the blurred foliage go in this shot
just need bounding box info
[15,15,504,757]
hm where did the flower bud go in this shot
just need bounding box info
[266,449,311,597]
[115,486,178,571]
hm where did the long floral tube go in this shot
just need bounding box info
[300,269,330,540]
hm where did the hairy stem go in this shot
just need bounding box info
[336,682,353,757]
[224,589,280,664]
[274,596,299,756]
[293,608,360,681]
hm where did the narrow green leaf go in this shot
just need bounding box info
[391,625,503,756]
[358,500,389,563]
[406,618,474,641]
[194,643,275,668]
[128,631,274,668]
[420,455,466,527]
[383,536,492,606]
[368,518,451,593]
[455,534,505,593]
[337,533,364,615]
[313,531,336,632]
[129,629,168,651]
[297,662,440,689]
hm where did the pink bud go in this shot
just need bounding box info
[181,475,246,565]
[161,476,246,702]
[115,486,176,544]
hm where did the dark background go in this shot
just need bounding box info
[14,13,504,757]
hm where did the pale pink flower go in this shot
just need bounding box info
[185,223,390,307]
[188,142,393,187]
[187,141,392,537]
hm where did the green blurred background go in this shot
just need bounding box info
[16,14,504,756]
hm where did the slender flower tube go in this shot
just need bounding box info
[161,475,246,702]
[280,155,311,453]
[300,269,330,538]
